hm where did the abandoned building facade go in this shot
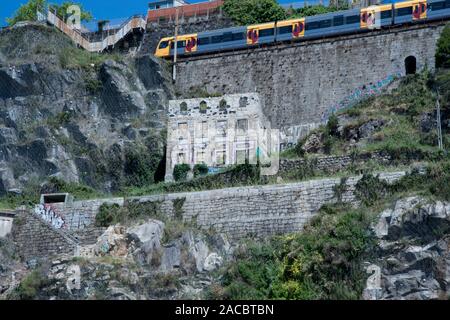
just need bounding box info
[164,93,273,181]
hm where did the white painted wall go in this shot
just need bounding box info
[0,217,13,238]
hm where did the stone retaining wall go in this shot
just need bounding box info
[128,171,406,239]
[279,152,393,175]
[12,210,78,260]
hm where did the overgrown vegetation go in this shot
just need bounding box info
[286,4,346,19]
[7,0,92,26]
[215,159,450,300]
[126,164,261,197]
[9,269,51,300]
[285,71,447,161]
[223,0,287,25]
[217,203,374,300]
[173,164,191,182]
[436,23,450,68]
[59,46,121,71]
[0,176,102,209]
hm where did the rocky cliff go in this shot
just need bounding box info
[0,23,173,195]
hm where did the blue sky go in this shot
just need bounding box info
[0,0,315,27]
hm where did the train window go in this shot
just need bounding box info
[306,21,320,30]
[333,16,344,26]
[278,26,292,34]
[381,10,392,19]
[176,40,185,48]
[212,35,223,43]
[259,28,275,37]
[198,37,210,45]
[222,32,233,42]
[319,19,332,28]
[446,0,450,8]
[430,1,445,10]
[396,7,413,16]
[233,32,245,41]
[345,15,360,24]
[159,41,169,49]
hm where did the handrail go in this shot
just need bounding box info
[43,8,146,52]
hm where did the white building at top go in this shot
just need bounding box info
[148,0,190,10]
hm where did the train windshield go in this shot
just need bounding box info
[159,41,169,49]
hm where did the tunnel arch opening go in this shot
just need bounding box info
[405,56,417,75]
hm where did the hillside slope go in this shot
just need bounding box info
[0,24,173,197]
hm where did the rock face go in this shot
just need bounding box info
[366,197,450,300]
[2,218,231,300]
[0,25,173,193]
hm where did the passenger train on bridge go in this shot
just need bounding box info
[155,0,450,58]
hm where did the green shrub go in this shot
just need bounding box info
[287,4,346,19]
[223,0,287,25]
[173,164,191,182]
[10,270,49,300]
[436,23,450,68]
[95,203,122,227]
[222,204,374,300]
[124,147,158,188]
[326,113,339,137]
[193,164,209,177]
[354,174,390,206]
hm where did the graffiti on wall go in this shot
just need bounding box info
[321,72,402,123]
[34,204,66,229]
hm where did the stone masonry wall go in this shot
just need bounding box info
[34,198,124,231]
[13,171,407,258]
[279,152,393,175]
[142,15,235,55]
[12,210,78,260]
[175,23,445,129]
[128,171,406,239]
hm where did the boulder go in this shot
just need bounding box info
[301,132,324,154]
[127,219,165,266]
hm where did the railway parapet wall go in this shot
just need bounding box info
[175,22,446,138]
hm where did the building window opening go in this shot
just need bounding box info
[177,153,186,164]
[200,101,208,114]
[216,151,226,166]
[236,149,250,165]
[405,56,417,75]
[216,120,227,137]
[236,119,248,135]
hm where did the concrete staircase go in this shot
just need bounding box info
[42,9,146,52]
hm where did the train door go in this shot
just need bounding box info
[413,1,427,20]
[292,20,305,39]
[185,36,198,54]
[361,7,379,29]
[247,28,259,45]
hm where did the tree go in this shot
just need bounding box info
[6,0,47,26]
[287,5,343,19]
[49,1,93,23]
[223,0,287,25]
[7,0,92,26]
[436,23,450,68]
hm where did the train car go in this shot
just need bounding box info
[276,18,305,42]
[154,0,450,58]
[361,4,394,29]
[246,22,276,45]
[303,8,361,40]
[154,34,198,57]
[427,0,450,20]
[394,0,427,24]
[196,26,247,54]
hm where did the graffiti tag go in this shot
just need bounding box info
[322,72,402,122]
[34,204,66,229]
